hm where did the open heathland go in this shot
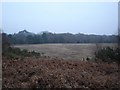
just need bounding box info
[2,56,119,89]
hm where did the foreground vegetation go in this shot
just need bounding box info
[2,46,120,89]
[3,47,42,60]
[2,33,120,89]
[2,57,119,89]
[95,47,120,63]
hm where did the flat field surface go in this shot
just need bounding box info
[14,43,117,60]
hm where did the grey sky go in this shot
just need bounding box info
[2,2,118,35]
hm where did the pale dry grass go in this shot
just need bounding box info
[14,43,117,60]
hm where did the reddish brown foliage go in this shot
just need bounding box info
[2,57,119,89]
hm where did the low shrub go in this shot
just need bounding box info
[95,47,120,63]
[2,47,41,60]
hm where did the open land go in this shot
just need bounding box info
[3,43,119,89]
[14,43,118,60]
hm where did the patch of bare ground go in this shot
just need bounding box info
[2,57,119,89]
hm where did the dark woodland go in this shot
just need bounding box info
[5,30,118,44]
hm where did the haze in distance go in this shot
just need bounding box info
[2,2,118,35]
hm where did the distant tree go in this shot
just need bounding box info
[2,33,11,53]
[4,30,118,44]
[26,35,34,44]
[42,32,48,43]
[59,36,64,43]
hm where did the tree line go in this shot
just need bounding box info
[5,30,118,44]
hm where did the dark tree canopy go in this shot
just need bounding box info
[4,30,118,45]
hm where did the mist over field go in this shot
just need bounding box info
[2,2,120,89]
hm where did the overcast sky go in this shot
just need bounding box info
[2,2,118,35]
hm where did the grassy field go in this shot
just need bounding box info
[14,43,117,60]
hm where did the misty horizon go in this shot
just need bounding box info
[2,2,118,35]
[3,29,118,36]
